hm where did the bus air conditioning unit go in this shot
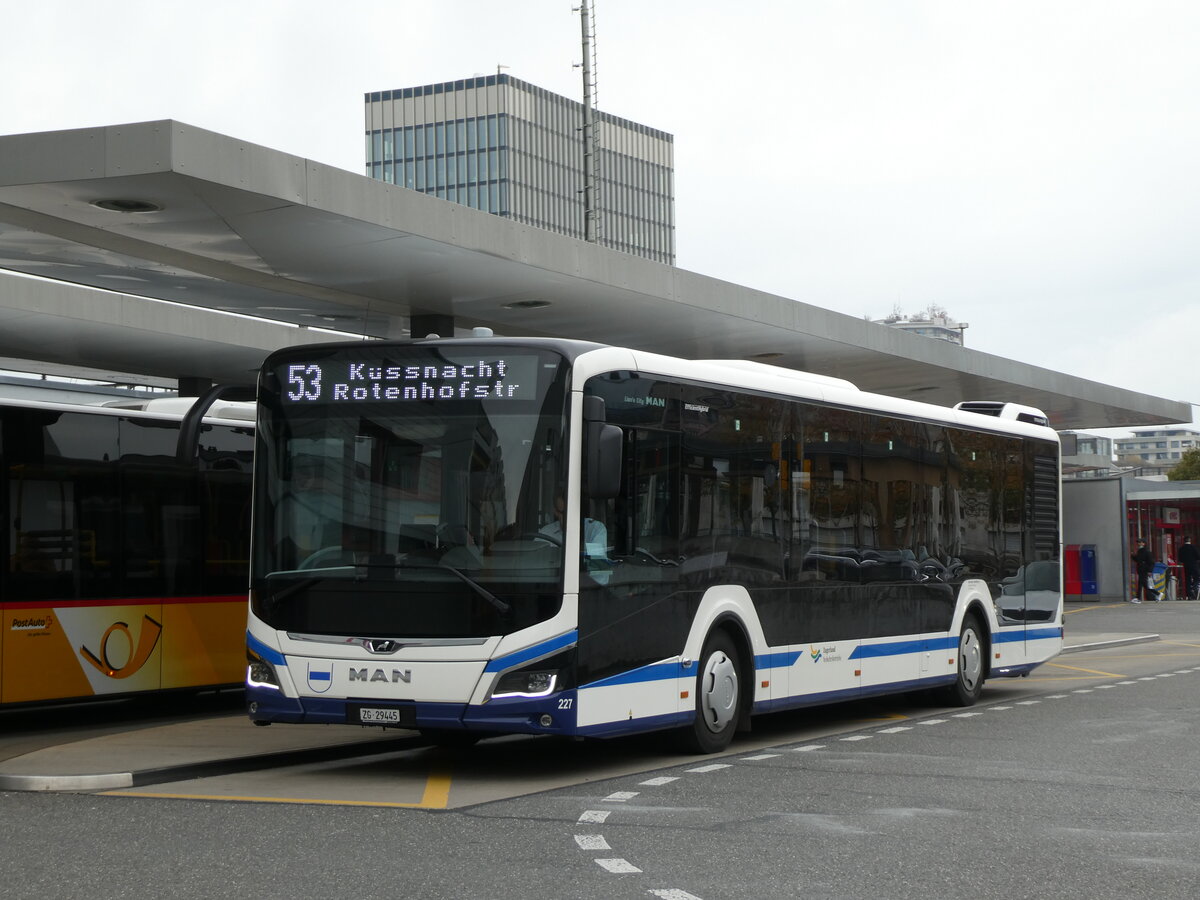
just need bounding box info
[955,401,1050,428]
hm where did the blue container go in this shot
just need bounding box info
[1079,545,1097,583]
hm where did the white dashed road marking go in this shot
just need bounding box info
[577,666,1197,893]
[596,858,641,874]
[575,835,611,851]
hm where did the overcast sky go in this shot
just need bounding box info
[3,0,1197,430]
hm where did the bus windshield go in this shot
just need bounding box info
[251,345,570,639]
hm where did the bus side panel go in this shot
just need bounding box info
[2,606,93,703]
[160,596,245,689]
[1,602,164,703]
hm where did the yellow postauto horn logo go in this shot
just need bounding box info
[80,615,163,678]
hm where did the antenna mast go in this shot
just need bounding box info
[578,1,599,243]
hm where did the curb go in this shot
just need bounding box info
[0,771,133,792]
[0,732,423,794]
[1061,634,1160,654]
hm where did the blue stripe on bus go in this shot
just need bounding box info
[848,626,1063,660]
[850,637,957,659]
[484,630,578,673]
[247,631,286,666]
[1026,626,1064,641]
[992,626,1063,645]
[756,651,802,669]
[582,660,685,690]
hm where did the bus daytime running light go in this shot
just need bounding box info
[246,650,280,690]
[492,670,557,699]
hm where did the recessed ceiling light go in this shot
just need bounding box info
[91,198,162,213]
[503,299,551,310]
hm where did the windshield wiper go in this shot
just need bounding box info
[391,558,511,614]
[265,567,359,604]
[433,561,511,614]
[264,560,510,615]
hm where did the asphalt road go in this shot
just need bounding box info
[3,601,1199,900]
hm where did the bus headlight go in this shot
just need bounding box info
[246,649,280,690]
[492,669,557,698]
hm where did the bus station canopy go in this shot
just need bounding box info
[0,120,1189,430]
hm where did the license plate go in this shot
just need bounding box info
[347,703,415,727]
[358,707,400,724]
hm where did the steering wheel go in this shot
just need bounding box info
[297,546,350,570]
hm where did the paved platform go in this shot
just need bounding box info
[0,631,1160,792]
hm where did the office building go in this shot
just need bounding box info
[365,73,674,264]
[1060,431,1122,479]
[1115,427,1200,476]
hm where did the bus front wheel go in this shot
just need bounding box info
[680,631,742,754]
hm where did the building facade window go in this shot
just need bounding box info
[365,74,675,264]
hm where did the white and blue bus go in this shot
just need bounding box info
[245,337,1062,752]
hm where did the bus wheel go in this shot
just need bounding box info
[680,631,742,754]
[941,614,985,706]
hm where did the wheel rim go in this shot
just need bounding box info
[959,627,982,692]
[700,650,738,732]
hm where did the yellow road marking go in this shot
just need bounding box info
[1045,661,1126,678]
[101,769,453,809]
[1161,640,1200,649]
[1065,602,1118,619]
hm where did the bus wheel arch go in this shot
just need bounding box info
[941,608,988,707]
[679,618,752,754]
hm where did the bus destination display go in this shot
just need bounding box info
[281,354,541,405]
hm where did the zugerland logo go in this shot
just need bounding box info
[348,668,412,683]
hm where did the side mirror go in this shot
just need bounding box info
[584,396,623,499]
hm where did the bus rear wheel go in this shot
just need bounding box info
[679,631,742,754]
[941,613,986,706]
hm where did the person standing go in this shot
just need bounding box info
[1180,536,1200,601]
[1132,539,1156,603]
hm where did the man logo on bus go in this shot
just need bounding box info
[79,615,163,679]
